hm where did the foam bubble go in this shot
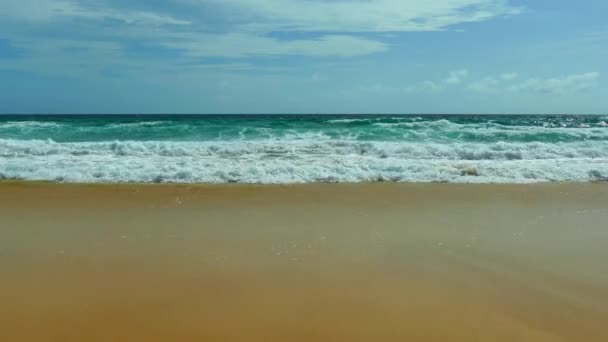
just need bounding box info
[1,138,607,184]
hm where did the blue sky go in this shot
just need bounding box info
[0,0,606,114]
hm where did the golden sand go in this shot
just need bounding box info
[1,182,607,341]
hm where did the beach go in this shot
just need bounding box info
[1,182,607,341]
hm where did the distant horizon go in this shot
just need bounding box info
[1,113,607,117]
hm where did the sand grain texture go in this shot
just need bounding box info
[1,182,607,341]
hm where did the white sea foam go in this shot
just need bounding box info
[326,118,375,123]
[106,121,171,128]
[373,120,608,141]
[1,138,607,183]
[0,121,62,129]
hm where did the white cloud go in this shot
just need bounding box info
[361,84,402,93]
[0,38,129,79]
[202,0,521,32]
[467,77,500,92]
[444,69,469,84]
[509,72,600,94]
[500,73,519,80]
[2,37,259,79]
[311,72,328,82]
[0,0,523,63]
[0,0,190,25]
[163,33,388,57]
[404,80,443,93]
[404,69,470,93]
[182,0,521,58]
[405,71,601,96]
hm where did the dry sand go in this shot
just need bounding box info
[1,182,607,341]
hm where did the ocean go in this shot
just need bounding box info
[1,114,607,184]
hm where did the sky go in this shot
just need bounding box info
[0,0,607,114]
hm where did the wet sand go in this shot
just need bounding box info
[1,182,607,341]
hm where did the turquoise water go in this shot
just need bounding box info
[1,115,607,183]
[1,115,607,143]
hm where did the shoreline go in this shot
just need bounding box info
[2,178,606,187]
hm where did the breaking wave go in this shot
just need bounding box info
[1,138,607,183]
[1,115,607,183]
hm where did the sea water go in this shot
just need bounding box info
[1,114,607,183]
